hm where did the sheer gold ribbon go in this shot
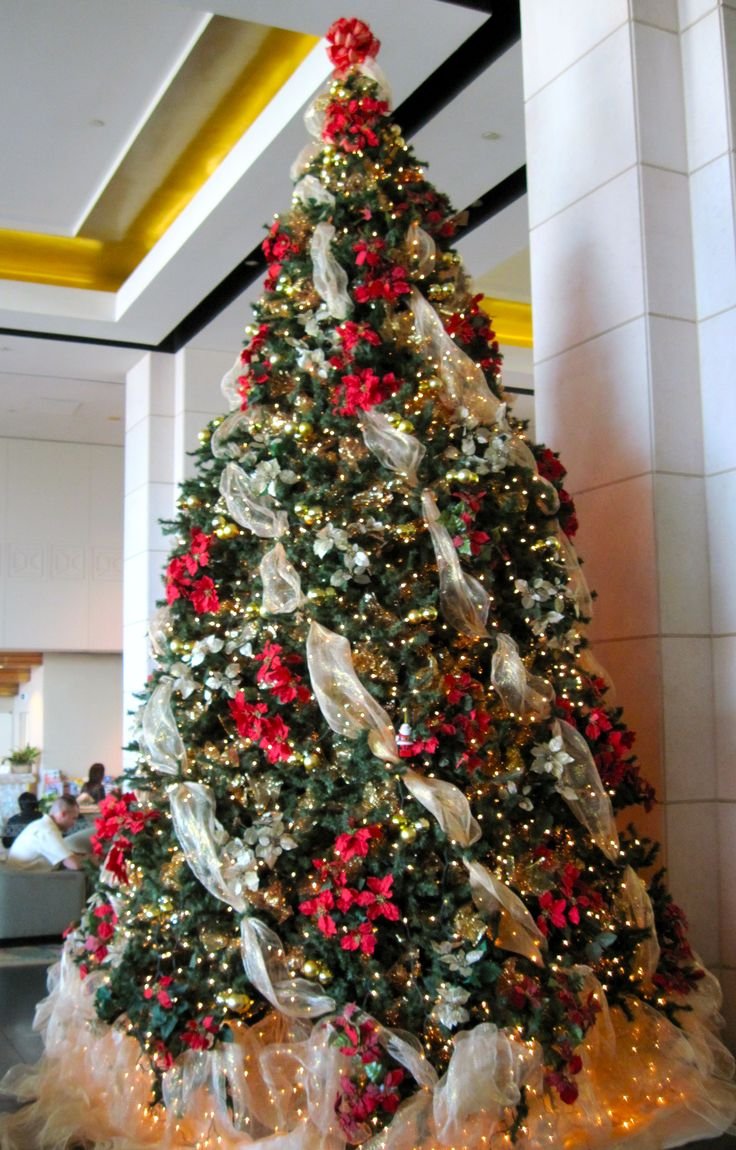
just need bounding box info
[305,621,399,762]
[421,490,490,637]
[465,858,546,967]
[219,461,288,538]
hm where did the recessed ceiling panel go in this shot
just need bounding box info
[0,0,210,236]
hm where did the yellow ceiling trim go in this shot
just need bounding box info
[480,297,533,348]
[0,26,318,293]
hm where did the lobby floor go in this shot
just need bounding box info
[0,963,734,1146]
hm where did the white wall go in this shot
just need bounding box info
[0,437,123,651]
[42,653,123,781]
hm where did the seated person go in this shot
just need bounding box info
[6,795,86,871]
[79,762,106,805]
[2,791,41,849]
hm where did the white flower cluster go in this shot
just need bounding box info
[220,812,297,896]
[433,939,485,977]
[530,729,577,801]
[514,576,569,635]
[430,981,471,1030]
[313,522,371,586]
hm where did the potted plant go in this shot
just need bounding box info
[2,745,41,773]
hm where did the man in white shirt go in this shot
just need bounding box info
[7,795,86,871]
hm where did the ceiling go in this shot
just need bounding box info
[0,0,531,451]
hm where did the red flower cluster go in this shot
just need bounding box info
[299,827,399,955]
[451,489,491,557]
[262,220,301,291]
[165,527,220,615]
[331,366,401,417]
[533,853,603,939]
[238,322,270,409]
[329,1006,405,1141]
[322,94,389,153]
[326,18,380,73]
[445,294,501,372]
[543,975,601,1104]
[353,265,410,303]
[229,692,292,763]
[143,975,174,1009]
[80,902,118,975]
[91,792,158,884]
[535,448,579,537]
[503,972,543,1012]
[254,641,311,705]
[180,1014,219,1051]
[336,320,382,355]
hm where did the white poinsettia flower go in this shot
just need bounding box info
[430,982,471,1030]
[242,812,297,869]
[170,662,199,699]
[296,346,327,376]
[314,522,349,558]
[530,733,574,779]
[220,842,260,893]
[190,635,225,666]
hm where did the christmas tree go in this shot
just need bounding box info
[3,18,735,1150]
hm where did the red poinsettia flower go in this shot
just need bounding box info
[341,921,377,954]
[357,874,400,922]
[332,368,401,417]
[334,825,381,862]
[189,575,220,615]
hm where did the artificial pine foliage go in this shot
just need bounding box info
[28,18,733,1150]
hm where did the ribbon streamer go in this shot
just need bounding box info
[492,404,560,515]
[491,632,554,719]
[219,354,245,411]
[293,174,335,208]
[410,288,500,426]
[260,542,304,614]
[619,867,660,982]
[168,782,241,909]
[555,720,620,861]
[551,521,593,620]
[240,917,335,1020]
[433,1023,540,1146]
[310,222,352,319]
[358,408,426,486]
[306,621,399,762]
[168,783,334,1019]
[465,859,546,967]
[220,461,288,538]
[147,605,172,660]
[405,222,436,277]
[211,410,254,460]
[140,680,187,775]
[422,490,490,637]
[402,769,481,846]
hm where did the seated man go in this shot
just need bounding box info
[6,795,86,871]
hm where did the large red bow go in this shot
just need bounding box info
[326,17,380,72]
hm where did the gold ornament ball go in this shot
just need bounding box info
[400,824,417,843]
[303,751,322,771]
[198,428,212,444]
[217,992,255,1015]
[295,422,314,441]
[407,609,423,625]
[421,606,438,621]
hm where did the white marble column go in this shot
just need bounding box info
[122,346,231,755]
[521,0,734,1039]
